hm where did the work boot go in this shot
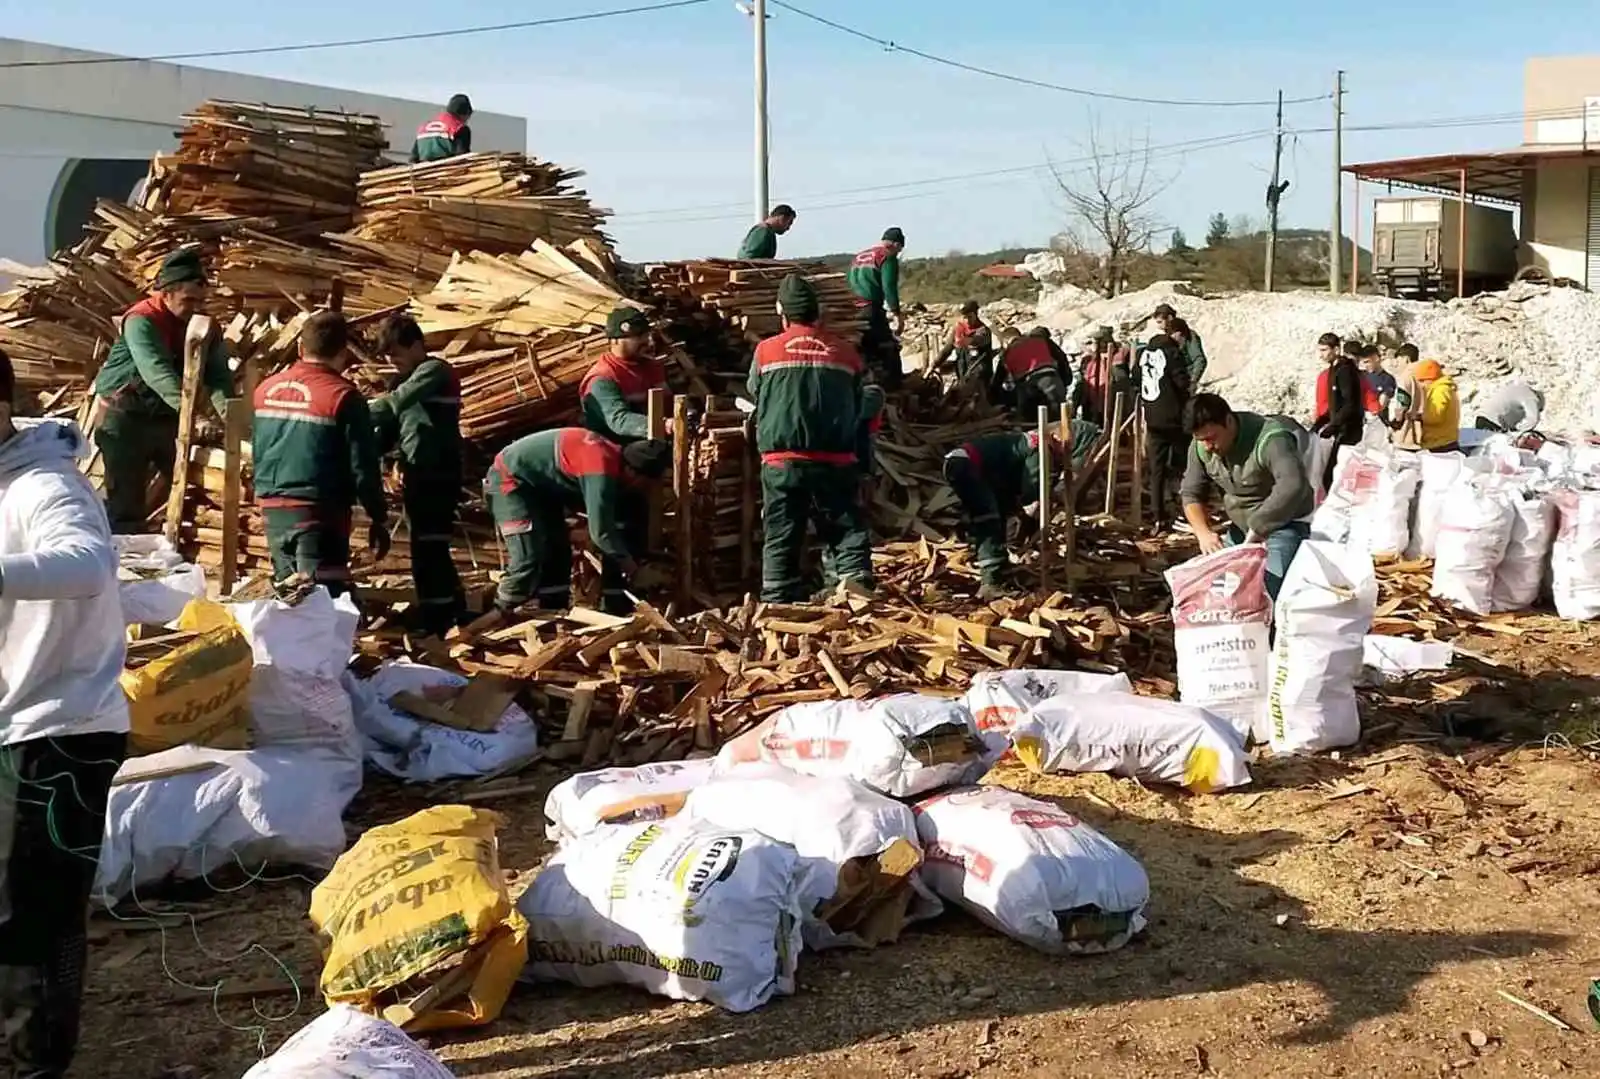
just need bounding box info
[977,579,1015,601]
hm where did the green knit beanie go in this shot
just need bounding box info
[156,249,206,290]
[605,306,650,339]
[777,274,820,322]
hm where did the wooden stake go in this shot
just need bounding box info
[646,387,667,552]
[163,316,214,545]
[673,394,693,605]
[1103,390,1126,518]
[1129,399,1147,528]
[1057,411,1075,595]
[1036,405,1051,594]
[739,424,757,589]
[219,397,247,596]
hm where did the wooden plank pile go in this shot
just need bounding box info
[353,153,612,254]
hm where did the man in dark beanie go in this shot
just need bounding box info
[748,273,874,601]
[482,428,669,617]
[90,247,234,532]
[932,300,996,389]
[411,93,474,163]
[581,306,669,446]
[848,226,906,389]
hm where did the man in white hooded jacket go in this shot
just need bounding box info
[0,347,128,1077]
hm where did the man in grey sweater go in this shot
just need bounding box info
[1180,392,1314,599]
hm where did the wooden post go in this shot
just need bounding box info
[1036,405,1051,594]
[1057,411,1074,595]
[219,397,247,595]
[1129,401,1147,528]
[328,279,345,313]
[646,387,667,552]
[163,316,214,545]
[738,425,757,589]
[673,394,693,606]
[1103,390,1126,518]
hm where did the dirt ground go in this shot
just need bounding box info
[77,621,1600,1079]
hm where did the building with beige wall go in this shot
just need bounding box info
[1348,54,1600,289]
[0,38,525,278]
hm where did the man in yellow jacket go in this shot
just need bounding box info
[1415,359,1460,452]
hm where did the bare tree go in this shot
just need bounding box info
[1049,122,1173,298]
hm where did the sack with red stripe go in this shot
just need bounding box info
[1164,544,1272,743]
[963,669,1132,763]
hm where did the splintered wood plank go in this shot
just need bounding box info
[164,315,214,544]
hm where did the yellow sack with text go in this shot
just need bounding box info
[120,599,253,756]
[310,806,524,1031]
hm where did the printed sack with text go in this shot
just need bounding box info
[1164,544,1272,743]
[1550,488,1600,620]
[544,759,717,845]
[1267,541,1377,754]
[963,669,1133,763]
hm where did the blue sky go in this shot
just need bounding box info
[1,1,1586,260]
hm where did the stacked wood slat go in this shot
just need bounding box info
[688,404,760,600]
[353,153,611,254]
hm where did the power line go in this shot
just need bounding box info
[768,0,1330,109]
[0,0,713,69]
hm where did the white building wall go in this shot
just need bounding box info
[1529,159,1592,282]
[0,38,526,274]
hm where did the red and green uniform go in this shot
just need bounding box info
[371,357,464,633]
[1001,336,1070,418]
[737,223,780,259]
[847,244,903,388]
[252,360,387,595]
[747,323,874,601]
[91,296,232,533]
[485,428,645,614]
[410,111,472,163]
[580,352,667,445]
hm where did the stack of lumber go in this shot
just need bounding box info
[685,401,760,599]
[141,101,388,240]
[353,153,611,254]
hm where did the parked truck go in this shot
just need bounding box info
[1371,196,1518,300]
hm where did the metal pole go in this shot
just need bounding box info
[1265,89,1285,292]
[753,0,770,223]
[1457,167,1468,299]
[1330,70,1344,294]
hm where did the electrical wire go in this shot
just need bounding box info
[0,0,713,69]
[768,0,1330,108]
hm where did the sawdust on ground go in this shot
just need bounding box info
[77,625,1600,1079]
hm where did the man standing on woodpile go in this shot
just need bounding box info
[932,301,996,392]
[997,326,1072,418]
[737,204,797,259]
[943,419,1099,597]
[90,248,233,533]
[581,306,669,446]
[750,274,875,602]
[1152,302,1207,386]
[483,429,670,616]
[1181,392,1313,600]
[410,94,473,163]
[1138,334,1194,532]
[252,311,389,596]
[848,227,906,390]
[371,314,465,637]
[0,348,128,1079]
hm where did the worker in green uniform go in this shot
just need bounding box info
[90,249,233,533]
[371,314,465,636]
[737,204,796,259]
[750,274,875,602]
[1153,303,1207,386]
[580,307,670,445]
[943,420,1100,597]
[847,226,906,390]
[483,428,671,616]
[251,311,388,596]
[410,94,473,163]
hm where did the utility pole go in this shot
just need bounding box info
[1330,70,1344,294]
[1265,90,1289,292]
[753,0,770,223]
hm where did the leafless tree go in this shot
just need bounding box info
[1049,122,1173,298]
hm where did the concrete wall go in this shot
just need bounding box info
[1527,159,1591,282]
[1523,55,1600,145]
[0,38,525,274]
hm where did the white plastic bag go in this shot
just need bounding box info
[115,534,206,626]
[1346,454,1418,559]
[242,1005,456,1079]
[1430,479,1515,615]
[1267,541,1377,754]
[1011,693,1250,793]
[1164,545,1272,743]
[1406,451,1466,559]
[683,764,931,949]
[226,588,361,759]
[544,759,716,845]
[1549,488,1600,620]
[519,817,805,1013]
[1490,491,1556,612]
[963,669,1133,763]
[343,662,539,783]
[95,744,360,903]
[1310,449,1379,542]
[713,694,984,798]
[912,786,1148,955]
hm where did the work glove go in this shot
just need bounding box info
[368,520,392,561]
